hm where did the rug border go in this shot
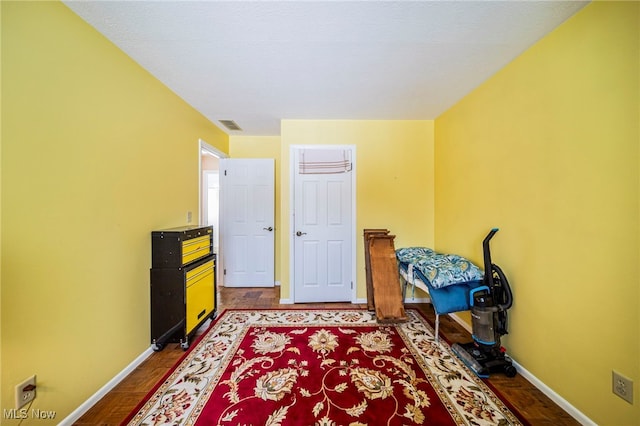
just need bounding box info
[121,307,530,426]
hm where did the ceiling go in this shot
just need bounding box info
[63,1,588,136]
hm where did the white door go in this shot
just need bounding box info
[293,146,354,303]
[221,159,275,287]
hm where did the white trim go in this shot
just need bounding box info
[198,138,228,226]
[289,145,357,304]
[349,147,357,303]
[511,360,596,425]
[199,138,227,158]
[58,347,154,425]
[279,297,294,304]
[288,147,295,303]
[447,313,594,425]
[199,139,228,286]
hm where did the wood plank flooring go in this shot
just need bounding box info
[73,286,580,425]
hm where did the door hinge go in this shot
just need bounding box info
[224,269,226,275]
[351,281,353,289]
[224,170,227,176]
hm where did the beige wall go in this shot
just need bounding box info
[434,2,639,424]
[1,2,228,420]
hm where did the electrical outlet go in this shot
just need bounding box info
[15,375,36,409]
[613,370,634,404]
[187,211,193,223]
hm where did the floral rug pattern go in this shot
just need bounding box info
[125,309,523,426]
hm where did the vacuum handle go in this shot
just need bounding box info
[483,228,499,245]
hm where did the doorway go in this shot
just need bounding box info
[199,139,227,284]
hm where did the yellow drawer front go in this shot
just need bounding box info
[186,266,214,334]
[186,259,215,283]
[182,235,212,265]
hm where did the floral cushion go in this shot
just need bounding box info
[396,247,483,289]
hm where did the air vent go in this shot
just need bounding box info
[219,120,242,131]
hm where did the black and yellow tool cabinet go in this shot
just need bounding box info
[150,225,216,351]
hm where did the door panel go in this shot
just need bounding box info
[302,240,319,287]
[327,240,344,286]
[221,159,275,287]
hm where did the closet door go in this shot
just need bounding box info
[292,146,355,303]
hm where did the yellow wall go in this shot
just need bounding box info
[0,0,4,413]
[1,1,228,421]
[434,2,639,425]
[229,136,282,284]
[279,120,434,301]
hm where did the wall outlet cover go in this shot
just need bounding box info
[613,370,634,404]
[15,375,36,409]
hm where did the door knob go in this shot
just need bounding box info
[296,231,307,236]
[263,227,274,232]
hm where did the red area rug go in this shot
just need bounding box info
[124,309,524,425]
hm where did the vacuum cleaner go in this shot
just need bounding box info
[451,228,517,378]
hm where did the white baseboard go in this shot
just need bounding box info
[58,347,154,425]
[448,312,472,333]
[511,360,595,425]
[446,313,594,425]
[279,298,293,304]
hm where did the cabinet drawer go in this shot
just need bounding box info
[185,262,214,334]
[186,259,215,284]
[182,235,212,265]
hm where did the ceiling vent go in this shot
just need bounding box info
[219,120,242,131]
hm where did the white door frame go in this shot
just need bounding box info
[199,139,228,287]
[289,145,357,303]
[202,170,220,250]
[199,138,228,225]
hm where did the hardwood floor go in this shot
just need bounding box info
[74,286,580,425]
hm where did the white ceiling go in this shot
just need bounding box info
[63,1,588,136]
